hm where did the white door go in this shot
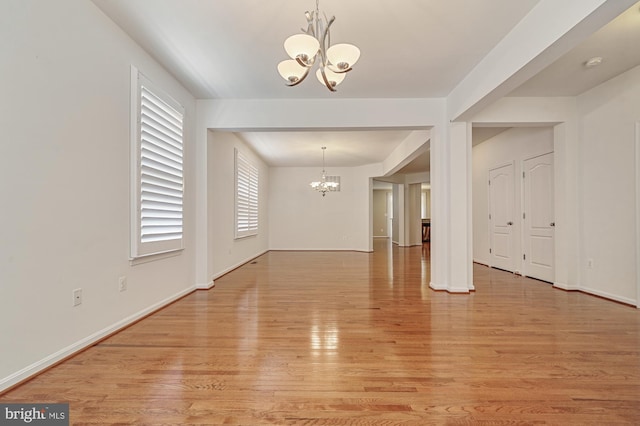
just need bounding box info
[523,153,555,282]
[489,164,515,272]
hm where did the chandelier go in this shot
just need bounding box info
[277,0,360,92]
[310,147,339,196]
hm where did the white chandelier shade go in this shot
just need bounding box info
[316,67,345,88]
[277,0,360,92]
[326,43,360,72]
[284,34,320,65]
[277,59,308,84]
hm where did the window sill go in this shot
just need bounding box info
[129,248,183,266]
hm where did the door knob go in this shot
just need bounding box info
[507,221,513,225]
[550,222,555,227]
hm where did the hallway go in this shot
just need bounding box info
[2,240,640,424]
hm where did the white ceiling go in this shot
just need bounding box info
[92,0,541,99]
[236,130,415,167]
[92,0,640,173]
[509,3,640,97]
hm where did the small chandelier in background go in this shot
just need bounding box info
[310,147,339,196]
[277,0,360,92]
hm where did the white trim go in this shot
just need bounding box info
[267,248,369,253]
[447,285,471,294]
[195,281,215,290]
[0,286,195,392]
[553,282,637,306]
[211,250,269,281]
[429,282,448,291]
[578,286,637,307]
[553,281,579,291]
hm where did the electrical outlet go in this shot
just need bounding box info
[73,288,82,306]
[118,276,127,292]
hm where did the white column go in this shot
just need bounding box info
[194,106,212,289]
[429,123,449,290]
[448,122,474,292]
[553,118,580,291]
[392,183,405,246]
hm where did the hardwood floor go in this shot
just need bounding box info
[2,239,640,424]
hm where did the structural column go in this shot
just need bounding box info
[429,123,449,290]
[448,121,474,292]
[430,121,474,293]
[553,117,580,291]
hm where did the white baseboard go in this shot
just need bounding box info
[554,282,637,306]
[268,248,363,252]
[553,281,579,291]
[195,281,215,290]
[0,285,196,393]
[577,286,637,306]
[429,281,447,291]
[211,250,269,281]
[447,286,471,294]
[430,281,471,293]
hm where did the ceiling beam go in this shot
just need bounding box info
[447,0,637,122]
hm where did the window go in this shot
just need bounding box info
[131,68,184,258]
[235,148,259,238]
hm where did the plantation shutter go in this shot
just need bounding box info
[235,149,259,238]
[132,71,184,258]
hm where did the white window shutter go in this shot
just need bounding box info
[132,69,184,258]
[235,149,259,238]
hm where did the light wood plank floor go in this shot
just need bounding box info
[2,239,640,424]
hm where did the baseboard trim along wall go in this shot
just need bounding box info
[0,286,196,393]
[555,282,636,306]
[553,281,579,291]
[211,250,269,282]
[578,286,637,307]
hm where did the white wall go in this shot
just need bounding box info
[577,64,640,304]
[269,165,373,251]
[208,132,269,279]
[0,0,197,389]
[472,127,554,267]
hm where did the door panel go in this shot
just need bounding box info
[489,164,515,272]
[523,153,554,282]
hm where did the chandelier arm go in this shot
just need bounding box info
[319,16,336,66]
[304,9,315,37]
[328,65,352,74]
[286,67,311,87]
[295,55,315,68]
